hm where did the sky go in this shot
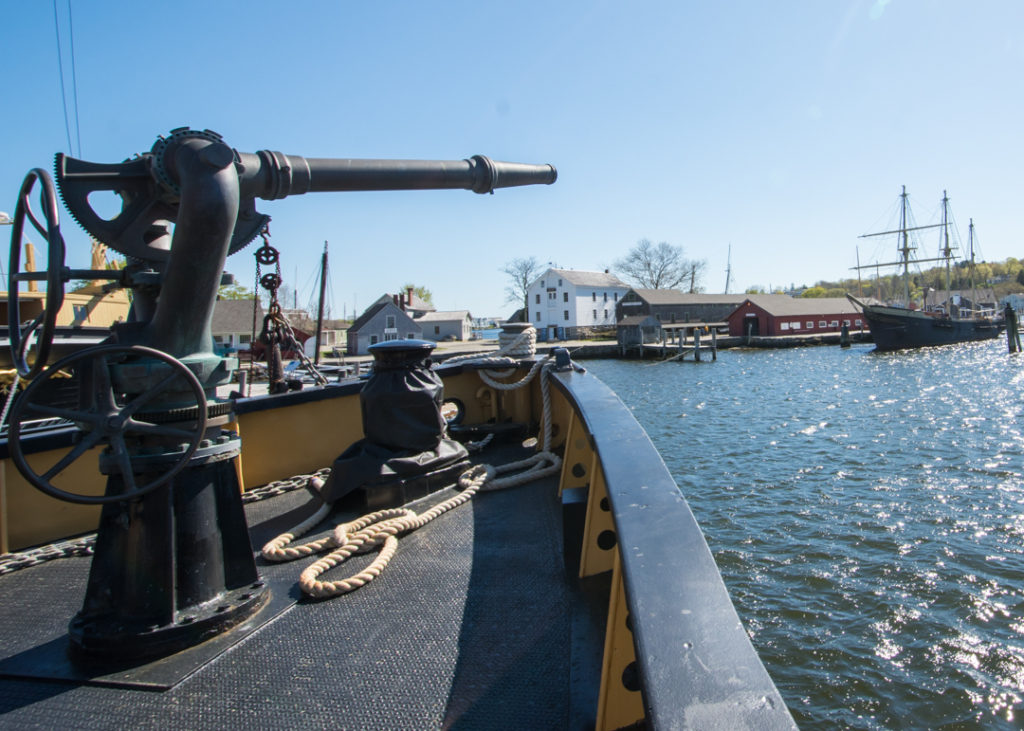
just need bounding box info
[2,1,1023,319]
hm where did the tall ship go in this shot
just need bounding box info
[848,186,1003,351]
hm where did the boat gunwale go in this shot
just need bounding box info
[548,367,798,729]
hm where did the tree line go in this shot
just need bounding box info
[503,239,707,315]
[793,257,1024,302]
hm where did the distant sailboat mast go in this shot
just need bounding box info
[724,243,732,294]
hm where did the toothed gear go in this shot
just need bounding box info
[149,127,226,198]
[133,401,234,424]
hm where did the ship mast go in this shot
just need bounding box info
[724,243,732,294]
[968,219,977,317]
[856,186,948,307]
[314,241,328,365]
[940,191,953,318]
[899,185,912,306]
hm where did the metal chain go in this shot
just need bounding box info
[241,467,332,503]
[0,468,332,576]
[254,228,328,388]
[0,535,95,577]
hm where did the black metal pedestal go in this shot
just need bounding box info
[70,434,268,661]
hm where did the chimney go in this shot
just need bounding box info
[392,294,399,307]
[406,286,414,307]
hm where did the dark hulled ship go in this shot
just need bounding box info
[850,187,1003,352]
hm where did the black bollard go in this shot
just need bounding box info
[318,340,470,510]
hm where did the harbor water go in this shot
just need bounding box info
[584,342,1024,729]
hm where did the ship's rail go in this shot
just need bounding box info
[547,365,797,729]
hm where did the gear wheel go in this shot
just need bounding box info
[134,401,234,424]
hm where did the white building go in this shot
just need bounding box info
[526,268,629,340]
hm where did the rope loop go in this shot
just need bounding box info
[260,353,565,600]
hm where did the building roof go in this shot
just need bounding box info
[618,315,660,326]
[350,297,421,334]
[416,310,471,322]
[212,298,263,333]
[540,268,629,289]
[739,295,862,316]
[627,289,749,305]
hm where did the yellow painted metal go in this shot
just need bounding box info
[558,410,588,496]
[0,289,130,330]
[596,549,644,731]
[0,448,104,552]
[543,378,574,451]
[578,453,616,578]
[234,394,362,490]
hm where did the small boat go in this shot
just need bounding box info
[850,187,1003,351]
[0,129,796,729]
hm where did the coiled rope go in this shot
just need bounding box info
[261,350,563,599]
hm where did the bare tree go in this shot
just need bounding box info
[614,239,706,291]
[501,256,542,320]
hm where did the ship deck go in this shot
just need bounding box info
[0,444,609,729]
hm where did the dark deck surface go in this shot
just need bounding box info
[0,448,599,729]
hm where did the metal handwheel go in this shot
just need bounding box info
[8,168,67,379]
[8,344,209,505]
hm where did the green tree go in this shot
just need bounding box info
[218,282,256,300]
[402,284,434,305]
[801,286,827,298]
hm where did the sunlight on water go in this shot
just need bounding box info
[586,341,1024,729]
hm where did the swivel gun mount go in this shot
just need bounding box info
[6,129,553,658]
[9,126,557,381]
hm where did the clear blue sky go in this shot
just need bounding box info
[2,1,1022,319]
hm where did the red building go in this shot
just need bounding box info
[726,295,864,337]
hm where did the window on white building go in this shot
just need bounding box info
[536,294,540,304]
[593,310,597,319]
[603,309,608,319]
[563,310,569,320]
[563,292,568,302]
[535,311,541,321]
[239,334,251,344]
[386,315,396,328]
[592,292,596,301]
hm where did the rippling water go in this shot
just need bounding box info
[584,342,1024,729]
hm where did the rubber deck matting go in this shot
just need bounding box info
[0,448,582,729]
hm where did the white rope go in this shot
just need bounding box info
[261,357,563,599]
[443,325,537,365]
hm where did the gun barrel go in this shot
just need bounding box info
[240,152,557,200]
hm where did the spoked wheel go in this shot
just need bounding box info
[8,344,208,505]
[8,168,67,379]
